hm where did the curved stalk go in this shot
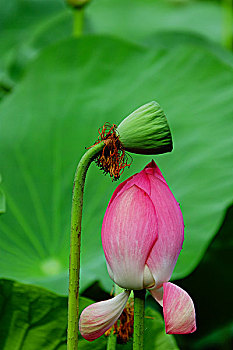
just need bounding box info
[67,141,104,350]
[133,289,146,350]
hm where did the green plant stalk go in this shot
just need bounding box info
[106,327,117,350]
[73,7,84,37]
[67,141,105,350]
[133,290,146,350]
[223,0,233,50]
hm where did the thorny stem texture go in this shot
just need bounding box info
[133,290,146,350]
[67,141,104,350]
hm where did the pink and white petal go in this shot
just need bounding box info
[102,185,157,290]
[107,174,135,207]
[122,169,151,196]
[149,285,164,306]
[107,160,168,209]
[144,160,168,185]
[79,291,130,341]
[146,166,184,286]
[163,282,196,334]
[107,169,151,207]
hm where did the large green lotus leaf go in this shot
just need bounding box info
[0,0,227,89]
[0,37,233,295]
[0,0,66,56]
[0,192,4,214]
[0,174,5,214]
[142,31,233,68]
[176,204,233,349]
[87,0,223,44]
[0,279,178,349]
[0,0,70,85]
[144,307,179,350]
[0,278,106,349]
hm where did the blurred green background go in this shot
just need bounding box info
[0,0,232,349]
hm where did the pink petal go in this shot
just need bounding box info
[79,291,130,341]
[144,160,168,184]
[107,174,135,207]
[105,161,163,209]
[107,170,151,207]
[163,282,196,334]
[149,285,164,306]
[146,162,184,286]
[102,185,157,290]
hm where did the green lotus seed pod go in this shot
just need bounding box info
[117,101,173,155]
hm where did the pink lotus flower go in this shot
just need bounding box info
[79,161,196,341]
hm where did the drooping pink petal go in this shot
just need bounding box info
[163,282,196,334]
[102,185,157,290]
[79,291,130,341]
[146,161,184,286]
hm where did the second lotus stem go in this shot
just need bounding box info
[133,289,146,350]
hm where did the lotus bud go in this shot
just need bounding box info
[79,161,196,341]
[117,101,172,155]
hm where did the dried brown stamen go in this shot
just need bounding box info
[88,122,132,181]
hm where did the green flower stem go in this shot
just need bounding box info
[133,290,146,350]
[73,6,84,37]
[67,141,105,350]
[223,0,233,50]
[106,327,117,350]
